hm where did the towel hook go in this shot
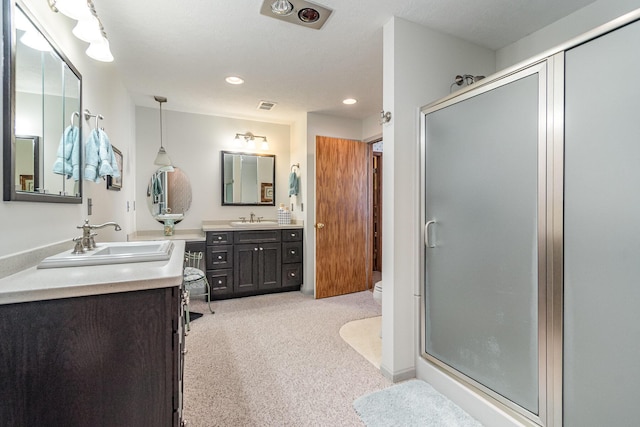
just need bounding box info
[290,163,300,172]
[70,111,80,127]
[94,114,104,130]
[83,109,104,131]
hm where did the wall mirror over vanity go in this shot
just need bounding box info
[2,0,83,203]
[221,151,275,206]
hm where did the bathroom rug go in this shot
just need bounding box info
[353,379,483,427]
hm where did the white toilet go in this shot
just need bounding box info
[373,280,383,305]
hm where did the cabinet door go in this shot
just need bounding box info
[282,263,303,287]
[258,242,281,289]
[206,231,233,245]
[206,245,233,270]
[207,269,234,297]
[0,288,178,427]
[282,241,302,264]
[234,244,259,293]
[281,228,302,242]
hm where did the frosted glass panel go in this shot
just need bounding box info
[424,73,540,413]
[564,20,640,426]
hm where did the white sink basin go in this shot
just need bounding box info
[37,241,175,269]
[230,221,279,228]
[156,213,184,221]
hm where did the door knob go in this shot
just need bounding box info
[315,223,325,229]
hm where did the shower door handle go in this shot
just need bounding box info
[425,220,436,248]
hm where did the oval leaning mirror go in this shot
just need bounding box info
[146,167,192,223]
[2,0,83,203]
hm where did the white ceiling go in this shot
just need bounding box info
[96,0,596,124]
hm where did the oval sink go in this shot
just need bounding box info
[230,221,279,228]
[156,213,184,221]
[37,241,174,269]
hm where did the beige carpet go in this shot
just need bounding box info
[339,316,382,369]
[184,291,390,426]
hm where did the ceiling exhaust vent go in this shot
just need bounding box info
[257,100,277,111]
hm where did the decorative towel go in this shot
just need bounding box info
[288,171,299,196]
[52,125,80,181]
[84,129,120,182]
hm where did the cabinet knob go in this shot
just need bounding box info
[254,247,258,251]
[290,250,296,254]
[259,247,264,251]
[217,255,223,260]
[290,272,296,277]
[218,280,223,284]
[217,236,222,240]
[290,233,296,237]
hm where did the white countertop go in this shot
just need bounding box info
[128,229,205,241]
[0,240,185,305]
[202,219,304,232]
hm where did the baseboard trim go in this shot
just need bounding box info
[380,365,416,383]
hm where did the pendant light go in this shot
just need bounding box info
[153,96,173,169]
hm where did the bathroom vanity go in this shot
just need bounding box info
[0,241,186,427]
[204,223,303,299]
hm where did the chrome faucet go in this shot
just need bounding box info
[249,212,256,223]
[73,219,122,253]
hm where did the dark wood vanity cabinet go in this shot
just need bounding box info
[0,287,183,427]
[206,228,303,299]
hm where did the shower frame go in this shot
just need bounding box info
[418,7,640,427]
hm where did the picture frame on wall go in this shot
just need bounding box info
[106,146,123,191]
[261,182,273,203]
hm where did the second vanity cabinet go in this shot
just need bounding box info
[0,287,183,426]
[206,228,303,299]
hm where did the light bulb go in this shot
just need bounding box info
[53,0,92,20]
[271,0,294,16]
[86,37,114,62]
[72,16,103,43]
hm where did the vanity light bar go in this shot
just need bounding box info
[48,0,114,62]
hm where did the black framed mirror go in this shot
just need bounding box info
[3,0,83,203]
[221,151,275,206]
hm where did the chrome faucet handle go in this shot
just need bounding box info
[239,216,246,223]
[88,232,98,250]
[257,216,263,223]
[72,236,85,254]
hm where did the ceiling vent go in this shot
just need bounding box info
[260,0,333,30]
[257,100,277,111]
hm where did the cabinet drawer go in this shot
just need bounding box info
[282,241,302,264]
[206,231,233,245]
[207,269,234,297]
[281,228,303,242]
[234,230,281,244]
[206,245,233,269]
[282,263,303,287]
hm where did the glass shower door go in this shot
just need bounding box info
[422,66,544,418]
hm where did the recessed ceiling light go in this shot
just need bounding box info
[225,76,244,85]
[343,98,357,105]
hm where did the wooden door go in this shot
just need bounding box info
[315,135,371,298]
